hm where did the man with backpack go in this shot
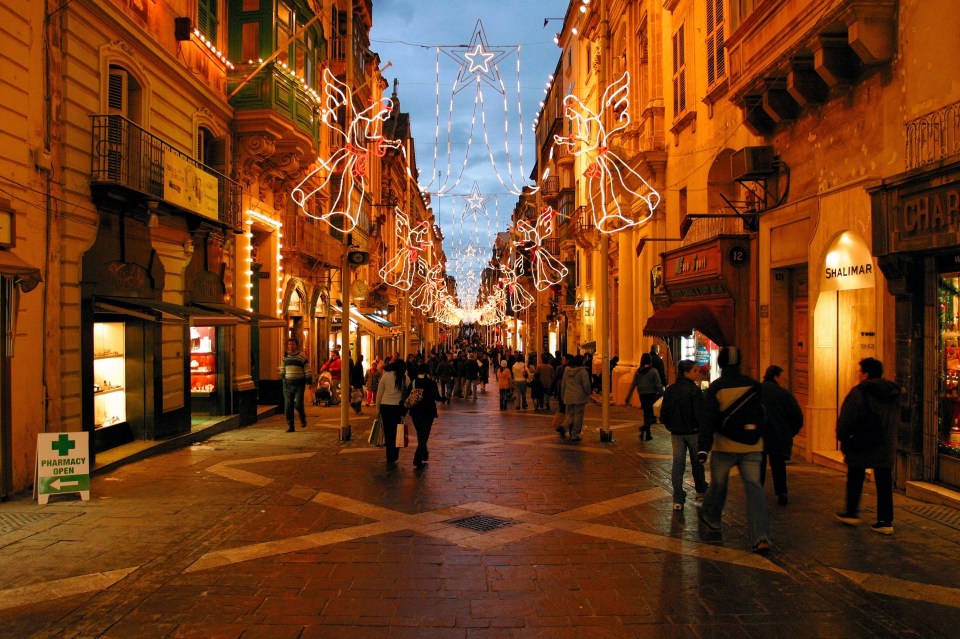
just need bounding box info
[696,346,771,555]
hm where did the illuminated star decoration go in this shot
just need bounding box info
[513,206,569,291]
[292,68,403,233]
[444,20,510,95]
[460,182,493,221]
[554,72,661,234]
[463,244,478,260]
[379,208,430,291]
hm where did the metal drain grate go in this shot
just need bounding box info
[447,514,517,532]
[904,505,960,531]
[0,512,55,535]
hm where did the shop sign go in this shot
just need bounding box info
[164,153,219,221]
[663,242,721,287]
[670,284,726,298]
[895,184,960,243]
[821,231,876,292]
[727,244,749,267]
[35,433,90,505]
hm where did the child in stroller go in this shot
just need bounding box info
[313,370,340,406]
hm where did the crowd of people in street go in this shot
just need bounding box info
[280,336,902,553]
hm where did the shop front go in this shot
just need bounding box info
[871,158,960,490]
[643,235,757,381]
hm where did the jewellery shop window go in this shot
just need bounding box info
[190,326,217,396]
[93,322,126,429]
[938,275,960,457]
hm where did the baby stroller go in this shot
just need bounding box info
[313,370,340,406]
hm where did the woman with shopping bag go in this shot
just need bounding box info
[376,358,409,466]
[408,363,441,468]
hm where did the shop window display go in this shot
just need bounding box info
[93,322,126,428]
[938,276,960,456]
[190,326,217,396]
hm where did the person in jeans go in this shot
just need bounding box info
[835,357,901,534]
[697,346,771,555]
[280,338,311,432]
[511,356,529,410]
[659,360,708,510]
[496,361,513,410]
[558,355,592,442]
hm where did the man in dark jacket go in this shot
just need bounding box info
[659,360,708,510]
[697,346,771,554]
[760,365,804,505]
[650,344,667,388]
[835,357,900,534]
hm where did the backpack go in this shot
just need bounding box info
[717,383,766,445]
[403,386,425,409]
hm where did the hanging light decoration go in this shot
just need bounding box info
[555,72,660,234]
[292,68,404,233]
[379,208,430,291]
[513,206,569,290]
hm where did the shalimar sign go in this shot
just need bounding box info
[821,231,876,292]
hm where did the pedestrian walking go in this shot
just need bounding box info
[534,353,555,411]
[696,346,771,554]
[496,360,513,410]
[625,353,663,441]
[280,337,311,432]
[409,363,441,468]
[650,343,667,388]
[760,365,804,505]
[558,355,592,442]
[364,359,382,407]
[511,355,529,410]
[376,358,409,466]
[349,356,365,415]
[834,357,901,534]
[436,353,455,404]
[659,360,708,510]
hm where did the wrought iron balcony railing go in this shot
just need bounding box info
[90,114,241,231]
[282,213,344,266]
[905,99,960,171]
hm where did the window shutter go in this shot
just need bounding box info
[679,69,686,112]
[716,25,725,79]
[206,137,227,173]
[108,69,127,116]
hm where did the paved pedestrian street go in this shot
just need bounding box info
[2,391,960,638]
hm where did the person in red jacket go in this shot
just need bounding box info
[320,349,342,397]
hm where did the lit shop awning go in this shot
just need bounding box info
[190,302,286,328]
[0,250,42,292]
[95,296,194,324]
[642,299,734,347]
[332,305,399,339]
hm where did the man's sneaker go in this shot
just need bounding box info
[697,508,721,531]
[835,512,861,526]
[752,540,770,555]
[672,502,684,511]
[286,426,295,433]
[871,521,894,535]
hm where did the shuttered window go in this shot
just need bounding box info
[672,24,686,118]
[706,0,726,87]
[197,0,219,42]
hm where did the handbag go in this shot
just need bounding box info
[652,395,664,417]
[368,416,385,447]
[395,420,409,448]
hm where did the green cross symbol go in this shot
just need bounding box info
[51,434,76,457]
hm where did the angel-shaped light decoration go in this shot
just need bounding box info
[292,68,403,233]
[513,206,569,291]
[499,255,535,311]
[379,208,430,291]
[554,72,660,234]
[409,261,446,314]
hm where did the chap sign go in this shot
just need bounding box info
[36,432,90,505]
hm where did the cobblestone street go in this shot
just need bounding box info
[2,391,960,638]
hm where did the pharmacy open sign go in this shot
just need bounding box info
[36,433,90,505]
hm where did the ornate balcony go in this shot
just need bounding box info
[282,213,344,268]
[90,115,241,231]
[905,99,960,171]
[726,0,896,136]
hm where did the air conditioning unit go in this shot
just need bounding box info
[731,146,776,181]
